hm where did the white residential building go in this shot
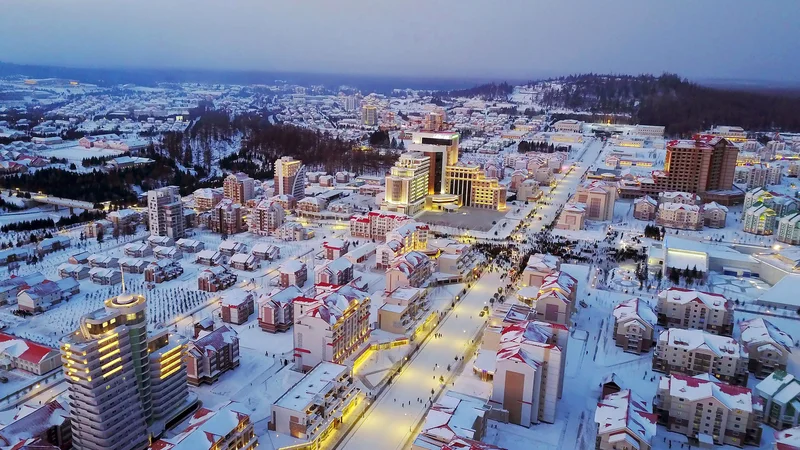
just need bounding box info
[147,186,185,239]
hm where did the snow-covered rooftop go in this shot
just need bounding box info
[595,390,657,445]
[740,317,793,354]
[658,287,729,311]
[658,328,745,358]
[660,373,758,413]
[612,298,656,327]
[274,361,348,412]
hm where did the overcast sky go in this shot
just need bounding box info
[1,0,798,82]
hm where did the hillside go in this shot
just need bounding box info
[528,73,800,136]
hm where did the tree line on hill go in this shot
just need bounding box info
[538,73,800,136]
[435,82,514,100]
[0,210,105,233]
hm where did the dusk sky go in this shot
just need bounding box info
[2,0,799,82]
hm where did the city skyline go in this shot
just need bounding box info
[1,0,799,83]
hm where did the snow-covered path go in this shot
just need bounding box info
[337,271,501,450]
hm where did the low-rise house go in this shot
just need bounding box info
[87,254,118,268]
[221,289,255,325]
[555,203,585,231]
[411,391,491,450]
[147,235,174,247]
[386,251,431,292]
[145,259,184,283]
[0,272,46,305]
[176,238,204,253]
[68,251,90,265]
[271,362,359,444]
[657,288,734,336]
[57,263,90,280]
[124,242,152,258]
[322,238,349,260]
[36,236,70,255]
[520,254,560,289]
[652,328,749,386]
[17,278,79,313]
[376,239,405,269]
[0,332,61,375]
[153,245,181,260]
[595,390,657,450]
[279,260,307,288]
[118,257,148,274]
[344,243,376,266]
[655,373,762,448]
[775,426,800,449]
[88,267,122,285]
[703,202,728,228]
[297,196,327,218]
[0,399,71,450]
[656,203,704,230]
[315,257,354,286]
[218,240,246,256]
[275,222,313,241]
[258,286,301,333]
[185,326,240,386]
[229,253,258,271]
[756,370,800,430]
[198,266,237,292]
[378,287,427,335]
[83,219,113,239]
[196,250,223,266]
[739,318,793,379]
[612,298,657,354]
[633,196,657,221]
[251,242,280,261]
[150,401,256,450]
[108,208,140,229]
[0,247,28,266]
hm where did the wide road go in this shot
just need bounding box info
[338,271,502,450]
[526,137,605,233]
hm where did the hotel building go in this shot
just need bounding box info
[60,292,191,450]
[274,156,306,200]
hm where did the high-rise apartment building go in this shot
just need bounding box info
[209,199,244,235]
[409,131,460,195]
[293,284,371,371]
[274,156,306,200]
[362,105,378,126]
[60,292,190,450]
[223,173,255,205]
[620,137,740,204]
[248,198,285,235]
[342,95,359,112]
[658,137,738,195]
[147,186,185,239]
[489,320,569,425]
[422,111,445,131]
[382,152,430,215]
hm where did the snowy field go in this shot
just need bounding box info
[36,145,125,161]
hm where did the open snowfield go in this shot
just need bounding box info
[37,145,125,161]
